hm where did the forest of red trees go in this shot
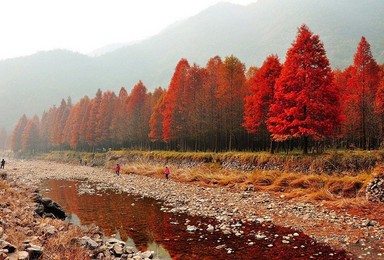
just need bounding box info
[9,25,384,154]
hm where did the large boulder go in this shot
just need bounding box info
[34,196,66,220]
[366,177,384,202]
[0,172,7,180]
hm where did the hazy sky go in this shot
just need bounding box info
[0,0,257,61]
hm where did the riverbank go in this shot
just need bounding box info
[0,164,163,259]
[4,159,384,258]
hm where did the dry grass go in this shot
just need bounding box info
[42,150,382,207]
[307,188,336,201]
[42,219,90,260]
[0,179,91,259]
[0,179,9,190]
[326,197,370,209]
[117,159,376,206]
[120,162,163,177]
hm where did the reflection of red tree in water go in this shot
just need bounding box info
[42,180,351,259]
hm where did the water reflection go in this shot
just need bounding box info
[41,179,350,260]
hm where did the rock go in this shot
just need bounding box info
[206,224,214,232]
[124,246,136,254]
[366,177,384,202]
[34,197,66,220]
[0,240,16,253]
[106,238,125,246]
[26,244,43,259]
[18,250,29,260]
[77,236,99,250]
[0,172,7,180]
[215,244,226,250]
[43,224,57,236]
[256,232,266,240]
[186,225,197,232]
[112,243,124,256]
[141,250,154,259]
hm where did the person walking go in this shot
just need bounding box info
[115,164,120,176]
[164,166,170,179]
[0,159,5,169]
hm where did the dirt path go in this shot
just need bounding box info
[5,159,384,259]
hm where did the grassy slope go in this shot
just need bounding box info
[41,149,384,204]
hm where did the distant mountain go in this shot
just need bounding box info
[1,0,383,131]
[88,41,139,57]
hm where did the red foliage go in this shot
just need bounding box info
[70,96,91,149]
[126,81,150,147]
[95,91,116,146]
[162,59,190,143]
[216,55,247,150]
[21,115,40,152]
[184,64,208,145]
[204,56,224,150]
[149,91,166,142]
[243,55,282,133]
[343,37,381,148]
[110,87,129,146]
[10,114,28,152]
[267,25,342,152]
[86,89,103,148]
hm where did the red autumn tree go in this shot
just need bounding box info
[110,87,129,147]
[21,115,40,152]
[205,56,224,151]
[126,81,150,148]
[334,66,355,147]
[216,55,247,151]
[375,76,384,143]
[96,91,117,147]
[50,98,72,147]
[63,96,91,150]
[73,96,91,149]
[86,89,103,149]
[244,55,282,136]
[10,114,28,152]
[267,25,342,154]
[39,107,57,151]
[149,88,167,143]
[344,37,381,149]
[162,59,190,148]
[183,64,208,150]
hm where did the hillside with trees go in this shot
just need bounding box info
[1,0,384,132]
[10,25,384,154]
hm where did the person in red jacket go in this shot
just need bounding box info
[115,164,120,176]
[164,166,170,179]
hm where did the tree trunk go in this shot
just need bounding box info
[303,136,308,154]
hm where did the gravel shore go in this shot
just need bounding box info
[5,159,384,259]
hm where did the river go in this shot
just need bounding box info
[41,179,349,259]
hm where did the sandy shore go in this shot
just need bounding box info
[5,158,384,258]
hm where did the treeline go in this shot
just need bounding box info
[10,25,384,154]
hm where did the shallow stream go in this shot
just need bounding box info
[40,179,349,259]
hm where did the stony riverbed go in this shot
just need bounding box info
[4,159,384,259]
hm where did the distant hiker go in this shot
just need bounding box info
[79,158,83,165]
[164,166,170,179]
[0,159,5,169]
[84,159,87,166]
[116,164,120,176]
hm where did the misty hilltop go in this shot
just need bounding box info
[1,0,383,131]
